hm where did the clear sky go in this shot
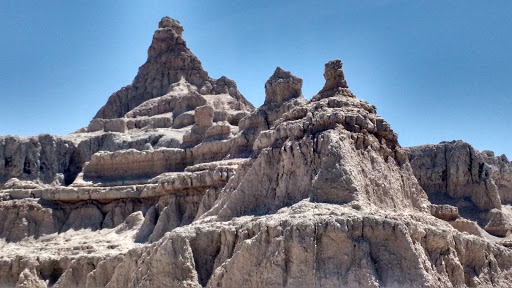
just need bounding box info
[1,1,511,157]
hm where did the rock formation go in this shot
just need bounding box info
[406,141,512,237]
[1,17,512,287]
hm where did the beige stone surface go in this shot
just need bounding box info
[406,141,512,238]
[431,204,460,221]
[485,208,512,237]
[103,202,512,288]
[406,141,505,211]
[83,148,187,181]
[449,218,483,236]
[264,67,303,105]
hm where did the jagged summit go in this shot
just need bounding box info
[264,67,303,105]
[323,59,348,89]
[94,17,253,120]
[312,59,354,101]
[158,16,183,36]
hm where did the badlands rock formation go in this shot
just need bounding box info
[1,17,512,287]
[406,141,512,238]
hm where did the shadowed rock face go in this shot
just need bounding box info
[312,59,354,101]
[2,16,512,288]
[0,134,76,186]
[406,141,503,211]
[406,140,512,236]
[158,16,183,36]
[264,67,303,105]
[322,59,348,90]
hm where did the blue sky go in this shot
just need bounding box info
[1,1,511,157]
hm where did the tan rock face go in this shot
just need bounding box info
[312,59,352,102]
[322,59,348,90]
[1,16,512,288]
[158,16,183,36]
[93,16,252,121]
[406,141,512,237]
[103,202,512,288]
[194,105,214,127]
[431,204,459,221]
[264,67,303,105]
[406,141,504,211]
[83,148,187,181]
[485,208,512,237]
[0,134,76,186]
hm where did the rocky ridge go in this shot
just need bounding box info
[1,17,512,287]
[406,141,512,238]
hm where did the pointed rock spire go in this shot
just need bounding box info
[312,59,354,101]
[93,17,252,120]
[264,67,303,105]
[158,16,183,37]
[322,59,348,90]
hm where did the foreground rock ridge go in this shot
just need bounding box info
[1,17,512,288]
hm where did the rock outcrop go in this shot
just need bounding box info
[1,17,512,287]
[0,134,76,186]
[406,140,512,237]
[264,67,303,105]
[93,17,252,120]
[406,141,506,211]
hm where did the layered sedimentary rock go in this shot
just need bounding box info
[1,17,512,287]
[0,134,76,186]
[406,141,512,237]
[405,141,509,211]
[93,17,252,120]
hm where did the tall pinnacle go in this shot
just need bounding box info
[93,17,252,120]
[158,16,183,37]
[312,59,353,101]
[322,59,348,91]
[264,67,303,105]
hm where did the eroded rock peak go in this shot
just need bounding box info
[158,16,183,37]
[264,67,303,105]
[323,59,348,90]
[93,16,252,120]
[312,59,354,101]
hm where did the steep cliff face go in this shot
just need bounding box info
[406,141,506,211]
[406,141,512,237]
[1,17,512,287]
[0,134,76,186]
